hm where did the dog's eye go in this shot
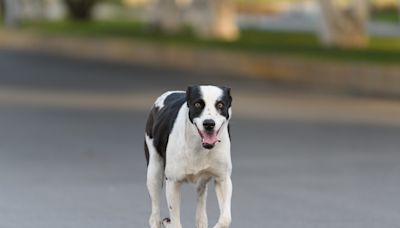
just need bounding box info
[216,102,224,109]
[194,102,202,108]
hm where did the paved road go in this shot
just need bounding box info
[1,49,400,228]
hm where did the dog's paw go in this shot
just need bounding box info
[162,217,184,228]
[149,215,161,228]
[213,221,231,228]
[196,221,208,228]
[213,225,229,228]
[162,217,171,227]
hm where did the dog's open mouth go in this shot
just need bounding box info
[196,125,222,149]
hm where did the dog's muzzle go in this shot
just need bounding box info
[196,120,222,149]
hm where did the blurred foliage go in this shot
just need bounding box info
[371,8,400,23]
[64,0,98,20]
[64,0,122,20]
[0,0,3,18]
[234,0,399,4]
[22,20,400,64]
[98,0,123,5]
[235,0,305,3]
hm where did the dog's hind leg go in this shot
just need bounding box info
[196,177,211,228]
[146,136,164,228]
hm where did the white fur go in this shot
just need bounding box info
[147,87,232,228]
[146,135,164,228]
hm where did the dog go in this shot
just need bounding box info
[145,85,233,228]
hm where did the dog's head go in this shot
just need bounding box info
[186,85,232,150]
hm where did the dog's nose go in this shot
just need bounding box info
[203,119,215,131]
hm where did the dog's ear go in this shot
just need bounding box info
[186,86,194,107]
[222,86,232,106]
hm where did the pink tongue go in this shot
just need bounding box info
[202,132,219,145]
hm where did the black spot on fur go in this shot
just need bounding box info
[227,123,231,140]
[164,92,184,106]
[145,106,156,138]
[144,92,186,165]
[186,85,204,123]
[163,218,171,223]
[144,139,150,166]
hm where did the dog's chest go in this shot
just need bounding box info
[166,149,217,182]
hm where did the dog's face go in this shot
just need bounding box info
[186,85,232,149]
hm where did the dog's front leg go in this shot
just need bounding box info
[213,176,232,228]
[196,177,211,228]
[163,179,182,228]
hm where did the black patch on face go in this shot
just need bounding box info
[216,86,232,120]
[186,86,204,123]
[144,92,186,166]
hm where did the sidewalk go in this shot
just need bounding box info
[1,29,400,97]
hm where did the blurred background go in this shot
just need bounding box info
[1,0,400,227]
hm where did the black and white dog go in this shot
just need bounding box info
[145,85,233,228]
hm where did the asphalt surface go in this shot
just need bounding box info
[1,49,400,228]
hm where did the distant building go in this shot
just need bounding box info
[4,0,65,25]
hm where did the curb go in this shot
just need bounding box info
[1,30,400,97]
